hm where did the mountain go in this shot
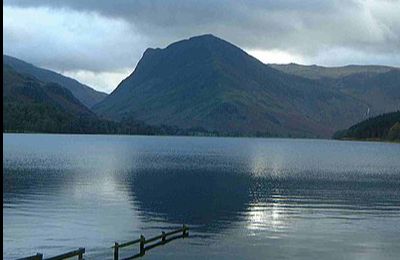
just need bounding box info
[333,111,400,141]
[3,55,107,108]
[94,34,399,138]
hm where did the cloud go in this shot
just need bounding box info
[3,0,400,92]
[311,47,400,67]
[62,69,131,94]
[5,0,399,53]
[3,6,148,72]
[247,49,306,65]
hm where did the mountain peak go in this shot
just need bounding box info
[164,33,234,51]
[141,34,225,60]
[188,34,219,40]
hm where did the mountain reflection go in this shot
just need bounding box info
[121,167,400,234]
[120,169,253,233]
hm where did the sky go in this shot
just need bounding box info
[3,0,400,93]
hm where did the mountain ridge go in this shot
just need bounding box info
[269,63,399,80]
[3,64,98,132]
[3,55,107,108]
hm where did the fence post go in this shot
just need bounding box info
[183,224,188,237]
[114,242,119,260]
[78,247,85,260]
[140,235,145,256]
[161,231,166,244]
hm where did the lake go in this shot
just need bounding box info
[3,134,400,259]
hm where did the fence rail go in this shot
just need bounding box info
[17,248,85,260]
[45,248,85,260]
[16,253,43,260]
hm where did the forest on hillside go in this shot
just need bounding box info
[333,111,400,141]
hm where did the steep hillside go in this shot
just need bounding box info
[3,55,107,108]
[94,34,370,138]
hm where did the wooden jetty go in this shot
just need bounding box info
[15,225,189,260]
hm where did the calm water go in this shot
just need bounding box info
[3,134,400,259]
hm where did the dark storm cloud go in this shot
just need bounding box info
[3,0,354,49]
[5,0,400,55]
[3,0,400,91]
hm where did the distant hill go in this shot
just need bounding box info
[3,55,107,108]
[333,111,400,141]
[270,63,400,117]
[334,70,400,115]
[93,34,400,138]
[4,64,95,133]
[269,63,397,80]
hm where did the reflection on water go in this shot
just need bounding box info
[3,134,400,259]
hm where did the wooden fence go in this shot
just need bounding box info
[113,225,189,260]
[15,225,189,260]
